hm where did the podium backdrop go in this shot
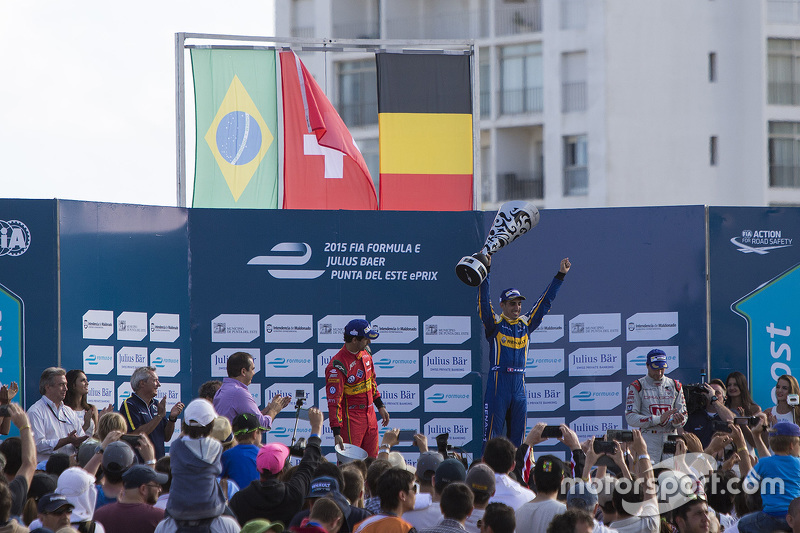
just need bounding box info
[2,200,792,460]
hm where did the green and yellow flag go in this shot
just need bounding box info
[191,49,278,208]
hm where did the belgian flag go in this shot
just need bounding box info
[377,53,473,211]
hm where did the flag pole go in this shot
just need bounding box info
[175,32,187,207]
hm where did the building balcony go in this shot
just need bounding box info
[497,171,544,201]
[384,10,487,40]
[291,26,315,38]
[499,87,544,115]
[495,2,542,36]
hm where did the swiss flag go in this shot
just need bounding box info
[280,51,377,209]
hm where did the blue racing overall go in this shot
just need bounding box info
[478,271,564,447]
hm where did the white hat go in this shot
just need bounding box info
[183,398,217,427]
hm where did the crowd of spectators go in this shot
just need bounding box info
[0,362,795,533]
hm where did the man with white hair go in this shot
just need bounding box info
[28,367,89,463]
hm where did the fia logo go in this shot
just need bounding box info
[0,220,31,256]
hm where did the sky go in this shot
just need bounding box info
[0,0,276,207]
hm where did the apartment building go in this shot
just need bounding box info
[275,0,800,208]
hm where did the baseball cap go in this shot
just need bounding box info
[183,398,217,427]
[240,519,285,533]
[122,464,169,489]
[500,288,526,302]
[434,458,467,492]
[233,413,268,436]
[466,464,495,495]
[344,319,379,340]
[77,439,101,468]
[646,349,668,369]
[416,451,444,482]
[257,442,290,475]
[772,421,800,437]
[102,441,136,474]
[38,493,74,514]
[566,480,598,511]
[308,476,340,498]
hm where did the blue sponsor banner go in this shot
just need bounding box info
[709,207,800,410]
[58,201,191,428]
[486,206,707,450]
[0,199,58,407]
[189,209,485,456]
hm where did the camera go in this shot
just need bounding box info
[734,416,760,428]
[120,434,141,447]
[663,441,677,455]
[789,394,800,406]
[684,384,708,414]
[712,419,732,433]
[541,426,563,439]
[606,429,633,442]
[289,438,306,458]
[593,439,617,454]
[435,433,468,469]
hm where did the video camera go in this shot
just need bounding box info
[435,433,468,469]
[684,383,708,414]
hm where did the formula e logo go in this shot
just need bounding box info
[248,242,324,279]
[0,220,31,256]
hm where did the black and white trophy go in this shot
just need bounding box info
[455,201,540,286]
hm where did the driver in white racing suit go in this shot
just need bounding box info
[625,349,687,463]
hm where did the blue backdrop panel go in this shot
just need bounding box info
[709,207,800,410]
[484,206,707,450]
[189,209,486,457]
[58,201,191,424]
[0,200,58,407]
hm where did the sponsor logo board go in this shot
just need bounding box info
[317,349,339,378]
[568,313,621,342]
[423,316,471,345]
[88,380,114,408]
[424,385,472,412]
[730,229,793,255]
[372,350,419,378]
[248,384,261,407]
[83,310,113,340]
[117,346,148,376]
[83,345,114,375]
[526,382,565,411]
[150,348,181,377]
[264,314,313,343]
[626,312,679,341]
[526,349,565,378]
[570,415,624,442]
[568,347,621,376]
[424,418,472,447]
[378,384,420,412]
[370,315,419,344]
[318,315,363,344]
[211,314,259,343]
[530,315,565,343]
[117,382,133,409]
[570,382,622,411]
[150,313,180,342]
[248,242,325,280]
[423,350,471,379]
[265,349,314,377]
[265,383,315,408]
[117,312,148,341]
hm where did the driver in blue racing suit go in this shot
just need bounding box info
[478,257,571,447]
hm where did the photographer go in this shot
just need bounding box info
[684,381,735,448]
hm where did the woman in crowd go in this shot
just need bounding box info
[763,373,800,425]
[725,371,761,416]
[65,369,112,438]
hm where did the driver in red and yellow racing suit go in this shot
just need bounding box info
[625,349,687,463]
[326,319,390,457]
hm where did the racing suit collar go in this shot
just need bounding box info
[500,313,523,325]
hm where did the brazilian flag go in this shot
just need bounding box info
[191,49,278,208]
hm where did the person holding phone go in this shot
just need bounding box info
[326,319,389,457]
[478,257,571,448]
[624,349,687,462]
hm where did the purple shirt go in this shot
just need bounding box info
[213,377,273,428]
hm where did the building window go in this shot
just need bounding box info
[769,122,800,187]
[709,52,717,82]
[563,135,588,195]
[480,52,490,118]
[500,43,543,115]
[768,39,800,106]
[561,51,587,113]
[709,136,718,166]
[337,60,378,127]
